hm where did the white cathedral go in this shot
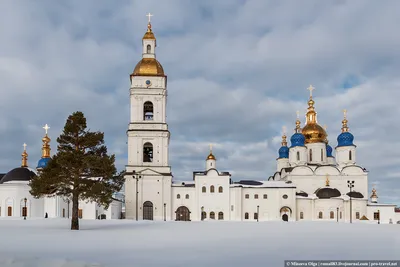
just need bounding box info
[124,17,400,224]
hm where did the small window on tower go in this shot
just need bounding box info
[296,151,300,161]
[349,150,352,161]
[143,101,154,120]
[143,142,153,162]
[147,44,151,54]
[321,149,323,161]
[309,149,313,161]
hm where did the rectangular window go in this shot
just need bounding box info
[321,149,323,161]
[356,212,360,219]
[296,151,300,161]
[300,212,304,219]
[78,209,83,219]
[374,212,379,220]
[263,194,268,199]
[231,205,234,211]
[309,150,313,161]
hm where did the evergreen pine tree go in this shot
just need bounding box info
[30,111,123,230]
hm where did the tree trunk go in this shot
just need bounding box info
[71,192,80,230]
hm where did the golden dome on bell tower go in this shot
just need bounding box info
[131,13,165,78]
[301,85,328,144]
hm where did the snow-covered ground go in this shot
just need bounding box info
[0,218,399,267]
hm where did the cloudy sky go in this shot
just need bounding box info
[1,0,399,205]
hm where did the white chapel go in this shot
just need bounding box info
[124,17,400,224]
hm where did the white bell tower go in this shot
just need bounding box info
[124,14,172,221]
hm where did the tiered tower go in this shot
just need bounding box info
[124,14,172,221]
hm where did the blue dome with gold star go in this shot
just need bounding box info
[337,131,354,147]
[290,133,305,147]
[278,146,289,158]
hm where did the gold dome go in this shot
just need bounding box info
[132,58,165,77]
[207,153,216,160]
[143,23,156,40]
[302,123,327,144]
[301,85,327,144]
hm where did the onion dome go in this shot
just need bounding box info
[0,167,36,184]
[37,124,52,170]
[278,127,289,158]
[370,188,378,200]
[290,112,305,147]
[301,85,328,144]
[337,109,355,147]
[207,144,216,160]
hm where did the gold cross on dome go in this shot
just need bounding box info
[209,143,213,152]
[282,126,287,135]
[307,84,315,97]
[296,110,300,119]
[324,125,327,130]
[146,13,153,23]
[23,143,27,150]
[343,109,347,118]
[43,124,50,134]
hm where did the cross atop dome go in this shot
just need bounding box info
[146,13,153,23]
[43,124,50,135]
[23,143,27,151]
[307,84,315,98]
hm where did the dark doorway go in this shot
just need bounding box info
[143,201,154,220]
[282,214,288,222]
[175,206,191,221]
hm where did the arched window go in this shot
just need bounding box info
[201,211,206,220]
[263,194,268,199]
[300,212,304,219]
[349,150,352,161]
[330,211,334,219]
[210,185,215,193]
[210,212,215,219]
[245,212,249,219]
[309,149,313,161]
[143,101,154,120]
[245,194,249,199]
[254,194,258,199]
[185,194,189,199]
[340,211,342,219]
[321,149,323,161]
[218,212,224,220]
[254,213,258,220]
[78,209,83,219]
[202,186,206,193]
[143,142,153,162]
[62,208,65,218]
[296,151,300,161]
[318,211,323,219]
[356,212,360,219]
[147,44,151,54]
[177,194,180,199]
[218,186,223,193]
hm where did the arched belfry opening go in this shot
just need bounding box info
[144,101,154,121]
[143,142,153,162]
[146,44,151,54]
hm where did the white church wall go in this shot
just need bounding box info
[195,171,230,221]
[229,187,242,221]
[296,198,313,220]
[0,183,44,218]
[171,186,196,221]
[241,187,296,221]
[305,143,327,164]
[394,212,400,223]
[366,205,397,224]
[314,199,344,221]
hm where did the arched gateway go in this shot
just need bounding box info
[175,206,191,221]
